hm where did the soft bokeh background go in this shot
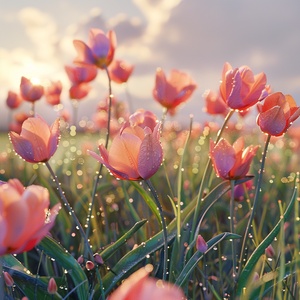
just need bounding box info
[1,0,300,130]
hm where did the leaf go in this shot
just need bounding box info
[236,184,298,296]
[175,232,241,286]
[37,236,89,300]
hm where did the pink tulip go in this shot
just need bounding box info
[65,65,97,84]
[9,115,60,163]
[20,76,44,102]
[153,68,197,113]
[196,235,208,253]
[89,113,163,180]
[6,91,23,109]
[127,109,158,131]
[202,89,229,116]
[73,28,116,69]
[108,265,184,300]
[257,92,300,136]
[69,83,91,100]
[210,137,258,180]
[44,80,63,106]
[219,62,267,110]
[0,179,60,256]
[108,59,134,84]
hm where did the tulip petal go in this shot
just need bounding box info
[73,40,96,66]
[9,132,35,163]
[138,124,163,179]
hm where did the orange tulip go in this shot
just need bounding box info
[108,59,134,84]
[108,264,184,300]
[210,137,258,180]
[219,62,267,110]
[20,76,44,103]
[89,112,163,180]
[73,28,116,69]
[9,115,60,163]
[257,92,300,136]
[153,68,197,113]
[0,179,60,256]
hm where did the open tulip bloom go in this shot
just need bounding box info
[9,115,60,163]
[0,179,60,256]
[89,120,163,181]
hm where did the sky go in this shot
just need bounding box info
[1,0,300,130]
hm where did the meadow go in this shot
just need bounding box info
[1,27,300,300]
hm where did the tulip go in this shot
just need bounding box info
[202,89,229,116]
[47,277,58,294]
[210,137,258,180]
[108,264,184,300]
[108,59,134,84]
[153,68,197,113]
[6,91,23,109]
[20,76,44,102]
[219,62,267,110]
[9,115,60,163]
[89,114,163,180]
[73,28,116,69]
[65,65,98,84]
[44,80,63,106]
[0,179,60,256]
[257,92,300,136]
[196,234,208,253]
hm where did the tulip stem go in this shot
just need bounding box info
[145,179,168,280]
[237,134,271,278]
[192,109,235,239]
[230,180,237,284]
[0,259,4,300]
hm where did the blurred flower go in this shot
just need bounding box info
[73,28,116,69]
[127,109,158,130]
[47,277,58,294]
[219,62,267,110]
[196,234,208,252]
[231,180,253,202]
[6,91,23,109]
[9,115,60,163]
[257,92,300,136]
[202,89,229,116]
[108,264,184,300]
[89,112,163,180]
[65,65,97,100]
[20,76,44,103]
[210,137,258,180]
[153,68,197,114]
[44,80,63,106]
[265,244,275,258]
[0,179,60,256]
[108,59,134,84]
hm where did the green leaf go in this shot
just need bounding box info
[100,219,147,261]
[236,184,298,296]
[37,236,89,300]
[175,232,241,286]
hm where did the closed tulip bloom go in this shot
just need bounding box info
[73,28,116,69]
[210,137,258,180]
[0,179,60,256]
[9,115,60,163]
[108,264,184,300]
[219,62,267,110]
[20,76,44,102]
[69,83,91,100]
[6,91,23,109]
[153,68,197,113]
[45,80,63,106]
[89,116,163,180]
[128,109,158,131]
[108,59,134,84]
[257,92,300,136]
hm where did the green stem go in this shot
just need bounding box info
[145,179,168,280]
[71,99,78,127]
[0,258,4,300]
[191,109,235,238]
[230,180,237,284]
[237,134,271,277]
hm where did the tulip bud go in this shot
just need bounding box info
[196,235,208,253]
[47,277,57,294]
[3,272,14,287]
[265,245,275,258]
[77,255,84,264]
[93,253,104,265]
[86,260,95,271]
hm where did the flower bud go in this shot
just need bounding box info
[47,277,57,294]
[196,235,208,253]
[3,272,14,287]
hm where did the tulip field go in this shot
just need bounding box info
[1,28,300,300]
